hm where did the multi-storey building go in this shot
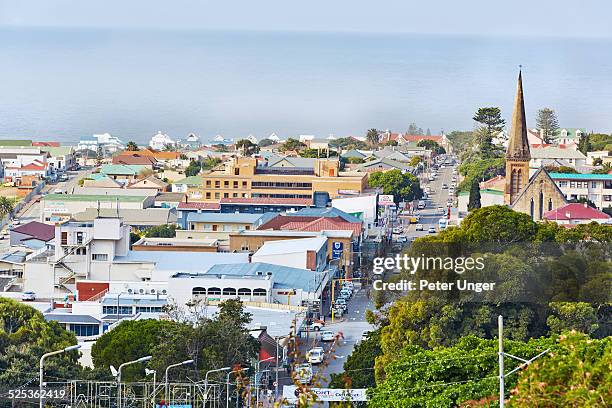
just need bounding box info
[549,173,612,210]
[181,157,368,202]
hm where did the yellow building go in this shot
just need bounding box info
[186,157,368,202]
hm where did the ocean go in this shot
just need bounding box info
[1,27,611,145]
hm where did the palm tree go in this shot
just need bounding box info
[126,141,138,151]
[366,128,379,147]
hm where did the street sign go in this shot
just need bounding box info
[283,385,367,402]
[378,194,394,205]
[332,242,344,259]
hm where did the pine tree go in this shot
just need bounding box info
[468,178,481,211]
[536,108,560,143]
[577,133,592,154]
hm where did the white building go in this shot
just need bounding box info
[268,133,281,143]
[252,236,328,272]
[331,194,377,232]
[77,133,124,154]
[549,172,612,210]
[530,146,587,169]
[149,131,176,151]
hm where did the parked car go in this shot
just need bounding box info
[428,226,437,234]
[308,319,325,331]
[342,281,354,290]
[340,289,352,298]
[442,184,448,189]
[22,291,36,301]
[295,363,313,384]
[320,330,335,342]
[307,347,324,365]
[396,235,408,243]
[392,227,403,234]
[415,224,424,231]
[438,207,446,215]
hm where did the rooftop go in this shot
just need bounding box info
[44,194,148,202]
[177,201,220,210]
[114,251,248,272]
[72,208,177,225]
[543,203,610,221]
[254,236,327,257]
[549,172,612,180]
[186,212,269,224]
[219,197,312,206]
[173,175,203,185]
[100,164,148,175]
[11,221,55,241]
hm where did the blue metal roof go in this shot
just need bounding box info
[549,172,612,180]
[176,262,326,292]
[186,212,267,224]
[45,313,101,324]
[114,251,249,272]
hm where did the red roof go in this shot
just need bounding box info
[258,215,361,235]
[7,159,47,171]
[12,221,55,241]
[177,202,220,210]
[403,135,443,143]
[543,203,610,221]
[33,141,60,147]
[112,154,157,166]
[219,197,312,206]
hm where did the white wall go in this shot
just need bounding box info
[251,251,308,270]
[332,195,376,230]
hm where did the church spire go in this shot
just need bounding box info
[506,70,531,160]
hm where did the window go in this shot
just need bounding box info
[605,181,612,189]
[224,181,229,188]
[241,244,249,251]
[592,182,598,189]
[242,181,247,188]
[206,180,211,188]
[215,181,220,188]
[192,287,207,295]
[92,253,108,261]
[234,168,240,176]
[215,192,220,199]
[135,306,163,313]
[253,288,267,297]
[233,181,238,188]
[233,193,238,197]
[223,193,229,198]
[604,195,612,202]
[238,288,252,296]
[208,287,221,296]
[70,324,99,337]
[570,182,576,188]
[222,288,237,296]
[558,181,567,188]
[206,192,211,199]
[102,306,132,315]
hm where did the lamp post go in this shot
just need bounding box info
[226,368,247,408]
[203,366,231,402]
[117,355,152,408]
[164,359,194,403]
[39,345,81,408]
[255,357,274,407]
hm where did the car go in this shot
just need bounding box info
[340,289,352,299]
[21,291,36,301]
[332,307,345,317]
[12,220,21,226]
[308,319,325,331]
[295,363,313,384]
[307,347,324,364]
[396,235,408,243]
[392,227,403,234]
[321,330,335,342]
[53,188,65,194]
[415,224,424,231]
[441,184,448,189]
[342,281,354,289]
[428,226,436,233]
[437,207,445,215]
[58,174,69,182]
[428,176,435,182]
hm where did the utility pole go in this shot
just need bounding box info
[498,315,551,408]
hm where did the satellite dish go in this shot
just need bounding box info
[110,365,118,377]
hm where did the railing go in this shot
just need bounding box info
[25,245,51,261]
[86,288,109,302]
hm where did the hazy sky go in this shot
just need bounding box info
[1,0,611,38]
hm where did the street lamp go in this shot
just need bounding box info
[39,344,81,408]
[225,367,247,408]
[203,366,231,402]
[117,355,152,408]
[255,357,274,406]
[164,359,194,402]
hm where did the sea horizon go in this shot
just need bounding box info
[1,26,611,145]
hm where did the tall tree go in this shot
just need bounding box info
[407,123,419,135]
[467,178,481,211]
[473,107,505,152]
[535,107,560,143]
[577,133,592,154]
[126,141,138,151]
[235,139,259,156]
[366,129,380,146]
[368,170,423,203]
[95,146,104,166]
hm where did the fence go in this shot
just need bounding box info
[37,381,223,408]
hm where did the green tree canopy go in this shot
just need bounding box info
[468,178,481,211]
[280,138,306,152]
[368,170,423,203]
[126,141,139,151]
[416,139,445,154]
[184,159,201,177]
[366,129,380,146]
[235,139,259,156]
[535,107,560,143]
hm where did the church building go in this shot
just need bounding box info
[504,71,567,220]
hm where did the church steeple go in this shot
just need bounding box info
[504,70,531,205]
[506,70,531,160]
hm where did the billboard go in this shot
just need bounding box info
[282,386,368,402]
